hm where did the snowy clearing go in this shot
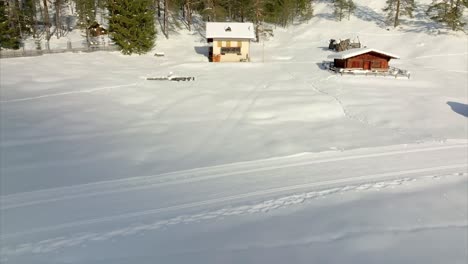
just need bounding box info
[1,0,467,263]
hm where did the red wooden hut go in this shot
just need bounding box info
[331,48,399,71]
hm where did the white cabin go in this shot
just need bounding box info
[206,22,256,62]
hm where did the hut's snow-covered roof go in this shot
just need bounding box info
[328,48,400,59]
[206,22,256,40]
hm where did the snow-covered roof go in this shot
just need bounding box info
[206,22,256,40]
[328,48,400,59]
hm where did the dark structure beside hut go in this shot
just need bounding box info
[332,48,399,71]
[88,22,108,37]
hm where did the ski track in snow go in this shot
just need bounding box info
[1,164,466,240]
[0,82,140,103]
[1,143,466,210]
[1,172,466,259]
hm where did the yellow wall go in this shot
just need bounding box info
[212,39,251,62]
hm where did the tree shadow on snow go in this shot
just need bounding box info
[447,102,468,118]
[315,12,336,21]
[354,4,387,28]
[351,3,451,35]
[396,3,451,35]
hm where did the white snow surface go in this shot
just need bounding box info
[1,1,468,263]
[205,22,256,39]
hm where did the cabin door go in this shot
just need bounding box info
[363,61,371,70]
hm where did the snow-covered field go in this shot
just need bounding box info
[1,1,467,263]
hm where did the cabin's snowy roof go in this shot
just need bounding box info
[328,48,400,59]
[206,22,256,40]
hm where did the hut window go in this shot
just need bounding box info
[226,41,231,47]
[217,41,222,48]
[237,41,242,47]
[221,47,241,55]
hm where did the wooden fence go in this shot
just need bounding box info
[0,45,120,59]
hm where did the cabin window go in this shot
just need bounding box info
[221,47,241,55]
[226,41,231,47]
[371,61,381,68]
[237,41,242,47]
[217,41,222,48]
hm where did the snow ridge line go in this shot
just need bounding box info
[1,172,466,257]
[1,144,467,210]
[1,164,466,240]
[0,82,139,103]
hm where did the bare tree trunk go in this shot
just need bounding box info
[13,0,23,42]
[184,0,192,31]
[157,0,161,18]
[212,0,216,21]
[163,0,168,38]
[37,0,44,38]
[94,0,97,20]
[188,3,192,31]
[205,0,215,21]
[69,0,74,14]
[55,0,61,38]
[42,0,51,42]
[394,0,400,27]
[32,0,39,38]
[254,0,262,42]
[182,2,185,20]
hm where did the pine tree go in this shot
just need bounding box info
[346,0,356,20]
[295,0,313,22]
[108,0,156,54]
[427,0,468,31]
[383,0,416,27]
[76,0,96,45]
[14,0,36,38]
[263,0,312,27]
[333,0,347,21]
[185,0,312,28]
[333,0,354,21]
[0,1,21,49]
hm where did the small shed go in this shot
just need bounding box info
[88,22,108,37]
[206,22,256,62]
[330,48,399,71]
